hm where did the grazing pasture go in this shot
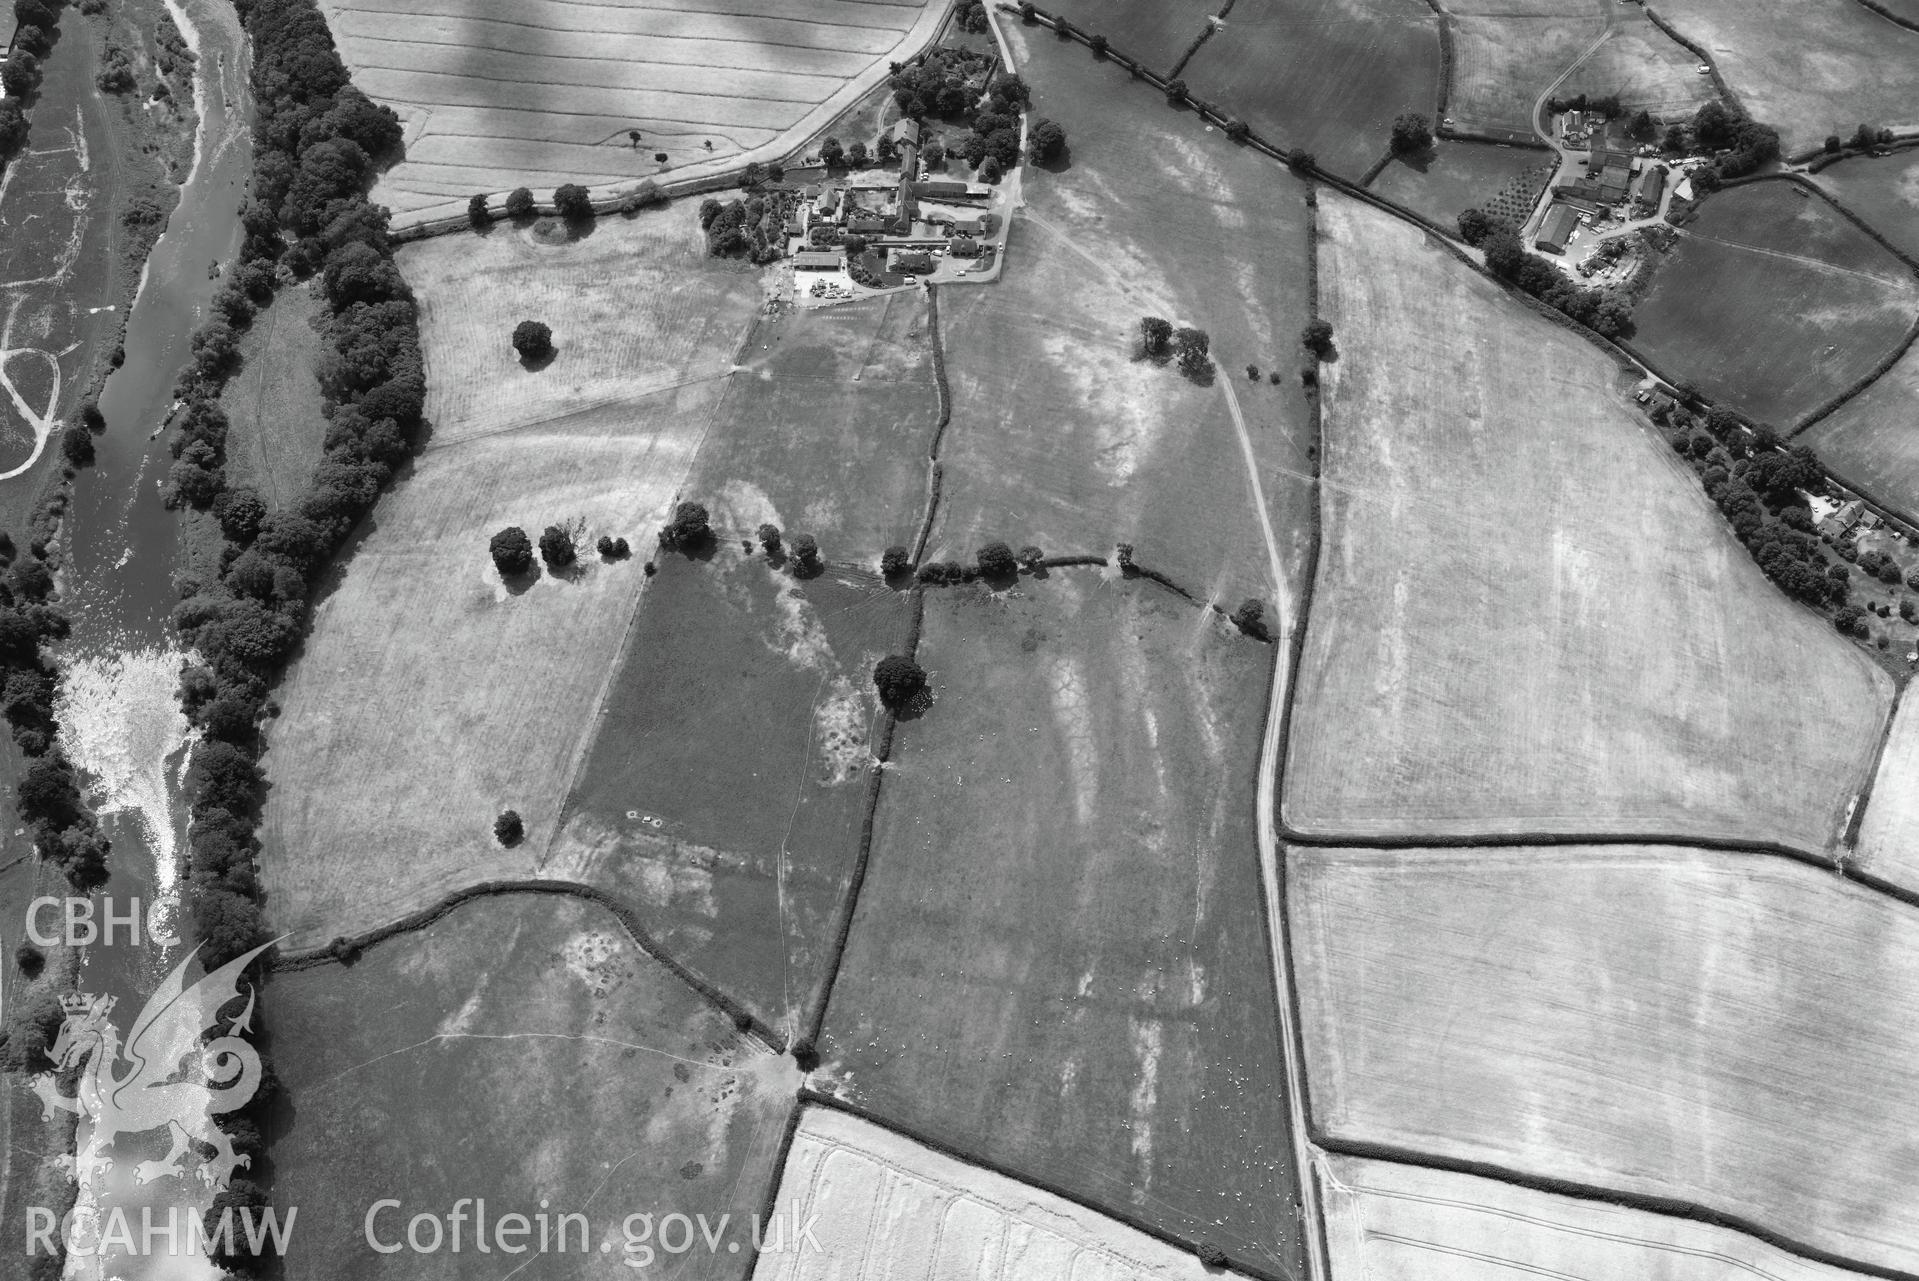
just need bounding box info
[271,893,797,1279]
[1650,0,1919,156]
[1176,0,1442,179]
[1557,11,1718,121]
[318,0,947,223]
[1448,13,1602,138]
[1368,141,1548,231]
[1285,193,1891,847]
[1291,844,1919,1277]
[549,555,913,1036]
[764,1107,1220,1281]
[1632,182,1919,425]
[219,288,328,508]
[820,579,1302,1275]
[1035,0,1217,75]
[1321,1154,1872,1281]
[1857,692,1919,894]
[1815,150,1919,263]
[944,22,1320,602]
[260,380,731,947]
[1802,340,1919,524]
[399,211,760,449]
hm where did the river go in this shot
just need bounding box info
[47,0,253,1275]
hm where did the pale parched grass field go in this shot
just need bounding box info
[763,1106,1220,1281]
[318,0,946,222]
[1803,321,1919,524]
[1283,193,1891,848]
[260,212,764,948]
[1856,691,1919,894]
[1320,1153,1877,1281]
[1291,845,1919,1277]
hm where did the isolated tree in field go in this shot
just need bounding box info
[1163,78,1187,104]
[880,545,911,577]
[1301,319,1335,359]
[658,501,711,551]
[467,193,489,228]
[1390,112,1432,155]
[511,320,553,362]
[976,541,1018,578]
[554,183,593,221]
[539,524,577,569]
[1232,598,1269,639]
[820,137,844,167]
[1173,326,1210,375]
[1028,118,1067,163]
[494,810,523,846]
[490,526,533,576]
[1245,363,1260,381]
[791,533,821,574]
[757,523,783,556]
[1139,315,1173,358]
[504,186,535,220]
[1851,122,1878,151]
[628,129,641,148]
[873,655,928,710]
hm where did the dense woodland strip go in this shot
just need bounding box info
[151,0,425,1265]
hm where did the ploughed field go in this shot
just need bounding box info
[314,0,947,223]
[1292,845,1919,1277]
[1631,181,1919,426]
[1285,192,1891,846]
[819,578,1302,1275]
[764,1106,1223,1281]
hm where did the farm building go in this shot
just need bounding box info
[1589,147,1633,175]
[1820,499,1867,537]
[916,179,970,199]
[794,250,843,272]
[1635,164,1667,211]
[892,119,921,147]
[891,249,934,273]
[948,235,983,258]
[1535,204,1580,254]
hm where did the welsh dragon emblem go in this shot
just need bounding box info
[31,941,274,1191]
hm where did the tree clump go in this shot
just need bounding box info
[553,183,593,221]
[976,541,1018,579]
[1027,118,1067,164]
[489,525,534,576]
[880,545,911,577]
[467,193,489,228]
[658,501,711,552]
[790,533,822,575]
[539,525,577,569]
[1174,327,1211,376]
[504,186,536,220]
[1390,112,1432,154]
[1301,319,1335,359]
[511,320,553,362]
[757,523,783,556]
[493,809,523,846]
[1232,598,1270,640]
[873,655,928,711]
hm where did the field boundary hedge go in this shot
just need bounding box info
[1413,0,1453,121]
[791,1091,1295,1281]
[1844,0,1919,34]
[1311,1136,1919,1281]
[1642,5,1746,120]
[272,877,784,1043]
[1844,683,1906,848]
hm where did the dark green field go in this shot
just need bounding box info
[1178,0,1442,180]
[1632,183,1919,426]
[1370,142,1551,233]
[1816,151,1919,264]
[819,578,1302,1274]
[1035,0,1217,75]
[552,553,912,1035]
[270,893,797,1280]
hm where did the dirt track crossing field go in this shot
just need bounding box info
[1285,192,1891,847]
[1319,1153,1882,1281]
[318,0,947,223]
[1291,845,1919,1277]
